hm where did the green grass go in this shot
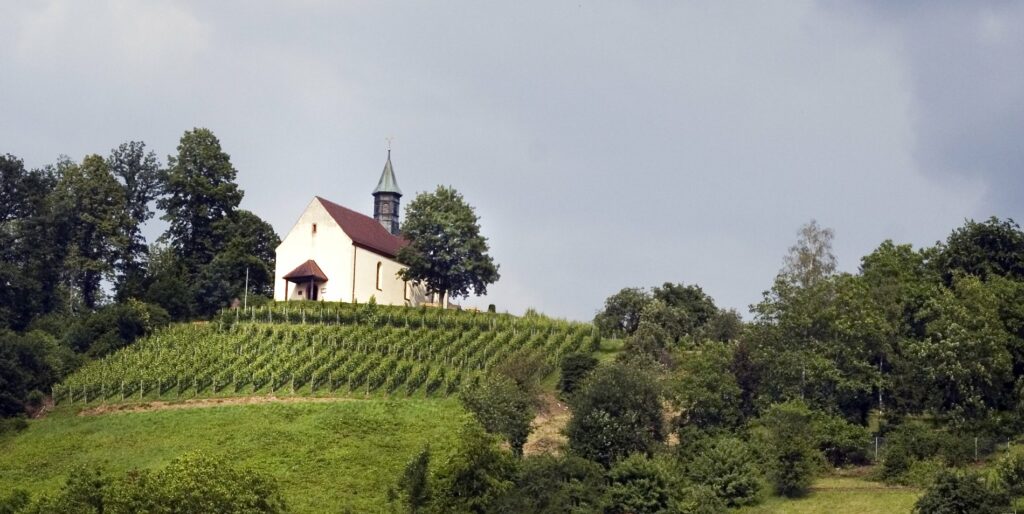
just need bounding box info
[740,477,921,514]
[0,399,466,513]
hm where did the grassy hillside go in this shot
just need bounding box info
[55,302,598,405]
[0,399,466,513]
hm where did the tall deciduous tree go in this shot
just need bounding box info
[934,216,1024,284]
[51,155,129,309]
[0,155,58,328]
[107,141,163,300]
[158,128,243,274]
[781,219,836,289]
[397,186,499,307]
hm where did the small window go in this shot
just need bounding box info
[312,223,317,234]
[376,262,383,291]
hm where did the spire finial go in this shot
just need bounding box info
[385,136,394,153]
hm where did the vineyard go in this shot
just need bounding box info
[55,302,599,405]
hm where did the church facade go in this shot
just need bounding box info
[272,152,427,305]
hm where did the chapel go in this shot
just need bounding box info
[272,152,427,305]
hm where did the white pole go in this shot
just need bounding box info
[244,267,250,309]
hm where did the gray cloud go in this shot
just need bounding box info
[1,1,1017,320]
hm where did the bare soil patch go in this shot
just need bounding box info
[524,393,571,456]
[77,395,359,416]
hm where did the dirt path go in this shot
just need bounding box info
[523,393,571,456]
[77,395,361,416]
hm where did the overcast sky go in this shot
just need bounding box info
[2,1,1022,320]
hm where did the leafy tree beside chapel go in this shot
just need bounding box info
[397,186,499,307]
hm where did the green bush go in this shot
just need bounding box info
[566,363,665,467]
[913,468,1010,514]
[881,422,971,484]
[812,411,871,467]
[22,452,285,513]
[428,423,518,513]
[603,453,678,514]
[498,454,605,513]
[459,374,534,456]
[684,436,762,507]
[756,400,822,498]
[995,452,1024,497]
[558,353,598,395]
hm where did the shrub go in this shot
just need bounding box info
[603,453,678,514]
[881,422,971,484]
[913,469,1010,514]
[498,454,605,513]
[558,353,598,395]
[995,452,1024,497]
[684,436,762,507]
[393,446,431,513]
[672,342,743,434]
[756,400,822,498]
[566,363,664,467]
[24,452,285,513]
[429,423,518,513]
[459,374,534,456]
[811,411,871,467]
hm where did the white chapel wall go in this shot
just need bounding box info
[352,246,424,306]
[273,199,354,302]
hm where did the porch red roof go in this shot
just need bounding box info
[282,259,328,282]
[316,196,407,258]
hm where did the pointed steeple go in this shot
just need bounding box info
[373,150,402,195]
[373,150,402,235]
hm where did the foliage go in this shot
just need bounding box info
[106,141,163,301]
[673,342,744,434]
[497,454,605,513]
[934,216,1024,284]
[566,362,665,467]
[994,451,1024,497]
[158,127,243,274]
[594,287,651,338]
[64,300,170,357]
[395,446,431,513]
[780,219,837,289]
[684,436,762,507]
[603,453,679,514]
[558,353,598,395]
[57,304,596,404]
[51,154,130,309]
[755,400,822,498]
[459,374,534,456]
[811,410,872,467]
[22,452,285,513]
[428,423,517,513]
[913,468,1011,514]
[397,186,499,306]
[904,275,1013,424]
[879,421,971,484]
[0,330,65,417]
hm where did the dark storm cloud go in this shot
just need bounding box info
[840,1,1024,219]
[0,1,1016,320]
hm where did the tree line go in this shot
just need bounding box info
[1,128,278,420]
[390,217,1024,513]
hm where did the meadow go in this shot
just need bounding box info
[0,399,465,513]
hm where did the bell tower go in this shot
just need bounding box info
[373,149,402,235]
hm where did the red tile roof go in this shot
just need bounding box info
[283,259,328,281]
[316,196,407,258]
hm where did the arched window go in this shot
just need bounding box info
[376,262,383,291]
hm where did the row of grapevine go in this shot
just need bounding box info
[56,314,600,405]
[216,301,595,336]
